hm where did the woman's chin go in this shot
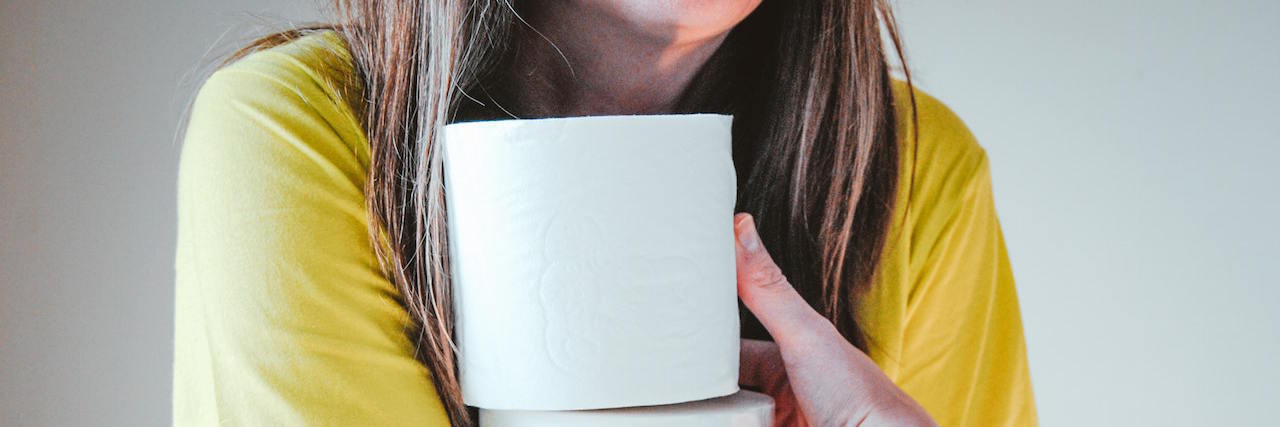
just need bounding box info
[577,0,763,43]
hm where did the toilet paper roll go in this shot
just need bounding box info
[442,114,740,410]
[479,390,775,427]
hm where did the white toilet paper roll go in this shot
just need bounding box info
[442,114,740,410]
[479,390,775,427]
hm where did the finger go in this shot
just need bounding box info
[733,213,829,346]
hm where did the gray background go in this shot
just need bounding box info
[1,0,1276,425]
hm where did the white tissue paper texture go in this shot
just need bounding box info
[442,114,740,410]
[479,390,774,427]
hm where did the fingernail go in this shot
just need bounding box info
[737,214,761,253]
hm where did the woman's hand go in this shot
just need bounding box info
[733,213,937,427]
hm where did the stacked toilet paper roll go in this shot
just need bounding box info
[480,390,775,427]
[442,114,772,425]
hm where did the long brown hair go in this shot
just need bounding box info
[223,1,915,425]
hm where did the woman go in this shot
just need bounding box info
[175,0,1036,426]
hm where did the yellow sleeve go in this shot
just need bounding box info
[173,37,450,425]
[894,92,1037,426]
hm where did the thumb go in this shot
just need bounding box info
[734,213,828,346]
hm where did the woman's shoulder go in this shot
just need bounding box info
[209,29,361,107]
[189,29,364,150]
[181,29,369,188]
[889,80,991,204]
[890,79,989,177]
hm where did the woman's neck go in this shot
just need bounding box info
[496,3,730,117]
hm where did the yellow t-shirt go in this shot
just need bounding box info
[175,30,1036,426]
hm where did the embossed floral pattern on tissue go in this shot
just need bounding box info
[539,212,726,375]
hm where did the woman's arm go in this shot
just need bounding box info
[894,149,1037,426]
[173,46,450,425]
